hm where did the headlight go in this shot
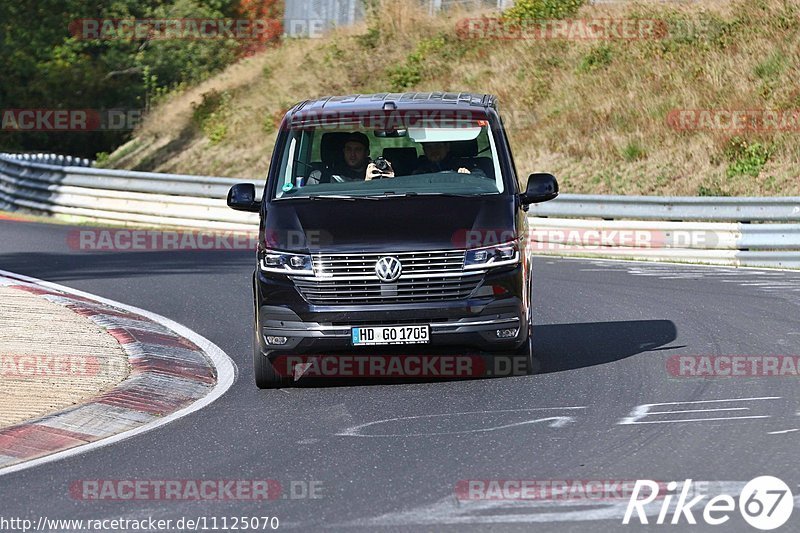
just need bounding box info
[259,250,314,275]
[464,241,519,270]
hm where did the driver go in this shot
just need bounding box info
[413,141,472,174]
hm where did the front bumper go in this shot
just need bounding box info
[255,264,527,357]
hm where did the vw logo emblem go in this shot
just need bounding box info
[375,256,402,283]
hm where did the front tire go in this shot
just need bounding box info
[516,323,538,375]
[519,264,539,375]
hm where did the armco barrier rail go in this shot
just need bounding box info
[528,196,800,268]
[1,153,799,268]
[0,153,260,231]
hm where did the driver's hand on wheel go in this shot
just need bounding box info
[457,167,471,174]
[366,162,395,181]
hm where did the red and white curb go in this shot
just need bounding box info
[0,269,237,476]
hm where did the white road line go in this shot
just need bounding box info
[639,397,781,406]
[646,408,750,415]
[621,416,771,425]
[554,255,800,274]
[618,397,780,425]
[337,407,586,437]
[0,269,238,477]
[717,280,796,284]
[768,429,800,435]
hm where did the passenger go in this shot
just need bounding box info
[413,142,472,175]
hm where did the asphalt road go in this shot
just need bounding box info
[2,218,800,532]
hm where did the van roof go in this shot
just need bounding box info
[293,92,498,113]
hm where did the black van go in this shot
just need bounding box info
[228,93,558,388]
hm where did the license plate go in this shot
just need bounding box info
[351,325,430,346]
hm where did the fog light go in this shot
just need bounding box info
[266,336,288,345]
[496,328,519,339]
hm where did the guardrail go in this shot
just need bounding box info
[528,196,800,268]
[0,153,261,231]
[528,194,800,222]
[1,153,798,268]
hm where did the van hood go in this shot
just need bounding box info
[262,195,516,253]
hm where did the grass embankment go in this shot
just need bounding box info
[104,0,800,196]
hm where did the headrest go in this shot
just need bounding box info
[320,132,351,166]
[449,139,479,158]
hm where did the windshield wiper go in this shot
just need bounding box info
[414,192,486,198]
[361,192,418,199]
[304,194,385,201]
[307,194,357,201]
[358,192,483,199]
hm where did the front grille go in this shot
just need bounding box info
[312,250,465,277]
[292,250,483,304]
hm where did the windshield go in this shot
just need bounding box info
[271,119,504,200]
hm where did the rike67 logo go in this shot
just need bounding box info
[623,477,793,530]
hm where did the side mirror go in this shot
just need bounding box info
[520,173,558,205]
[227,183,261,212]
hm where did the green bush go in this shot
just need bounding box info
[192,90,232,145]
[578,44,613,72]
[621,141,647,162]
[94,152,110,167]
[754,51,787,81]
[385,36,447,91]
[724,137,772,178]
[503,0,585,21]
[356,26,381,49]
[0,0,247,158]
[387,63,423,91]
[134,0,241,89]
[698,184,730,196]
